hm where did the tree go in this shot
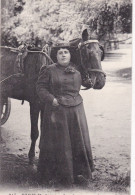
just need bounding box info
[1,0,132,47]
[89,0,132,41]
[119,3,132,33]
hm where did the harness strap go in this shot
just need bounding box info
[0,73,23,84]
[16,51,28,73]
[29,50,54,64]
[0,73,37,84]
[78,40,99,48]
[88,69,106,76]
[78,47,84,71]
[0,46,18,51]
[42,45,53,65]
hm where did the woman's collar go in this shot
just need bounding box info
[56,62,76,73]
[56,62,74,68]
[56,62,69,69]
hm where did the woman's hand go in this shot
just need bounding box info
[52,98,59,107]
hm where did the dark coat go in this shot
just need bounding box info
[36,62,94,185]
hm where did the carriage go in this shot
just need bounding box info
[0,30,106,164]
[1,96,11,125]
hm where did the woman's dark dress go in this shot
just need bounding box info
[36,62,94,185]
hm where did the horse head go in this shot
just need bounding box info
[70,30,106,90]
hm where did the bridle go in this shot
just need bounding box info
[77,40,106,76]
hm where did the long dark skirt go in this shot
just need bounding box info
[38,102,94,185]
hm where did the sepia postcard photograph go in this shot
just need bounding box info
[0,0,133,195]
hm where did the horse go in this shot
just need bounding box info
[0,46,52,163]
[0,31,106,165]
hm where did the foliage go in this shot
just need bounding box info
[119,3,132,33]
[1,0,132,47]
[87,0,132,41]
[95,0,132,41]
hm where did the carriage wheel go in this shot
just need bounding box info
[0,98,11,125]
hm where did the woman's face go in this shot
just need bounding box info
[57,48,71,66]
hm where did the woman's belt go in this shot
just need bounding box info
[57,94,83,107]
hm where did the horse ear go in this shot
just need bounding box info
[82,29,88,42]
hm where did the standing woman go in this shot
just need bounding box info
[36,43,94,187]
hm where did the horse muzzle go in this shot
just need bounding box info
[82,70,106,90]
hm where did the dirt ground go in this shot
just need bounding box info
[0,43,132,195]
